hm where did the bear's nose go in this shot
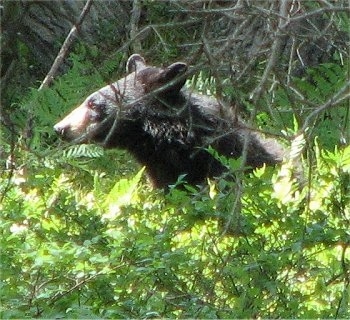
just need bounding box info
[53,124,65,136]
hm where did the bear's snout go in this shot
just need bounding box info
[54,122,70,140]
[54,123,64,135]
[54,121,82,142]
[54,103,92,141]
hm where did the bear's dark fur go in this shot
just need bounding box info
[54,54,284,188]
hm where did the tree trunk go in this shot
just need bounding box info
[1,0,131,91]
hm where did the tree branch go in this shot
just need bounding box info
[300,80,350,133]
[284,6,350,27]
[38,0,93,90]
[249,0,290,105]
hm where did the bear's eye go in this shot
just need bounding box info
[87,99,107,112]
[87,100,97,110]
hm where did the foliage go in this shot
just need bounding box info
[1,138,349,318]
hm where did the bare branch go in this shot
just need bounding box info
[38,0,93,90]
[249,0,290,104]
[284,6,350,27]
[300,80,350,133]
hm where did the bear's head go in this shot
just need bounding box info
[54,54,188,146]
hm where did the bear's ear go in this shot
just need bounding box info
[138,61,188,96]
[161,62,188,83]
[156,62,188,94]
[126,54,146,73]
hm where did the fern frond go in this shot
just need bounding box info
[63,144,104,159]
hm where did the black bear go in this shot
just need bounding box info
[54,54,284,188]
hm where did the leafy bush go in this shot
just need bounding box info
[1,139,349,318]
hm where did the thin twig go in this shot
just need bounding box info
[38,0,93,90]
[250,0,290,104]
[283,6,350,27]
[48,263,125,307]
[300,80,350,133]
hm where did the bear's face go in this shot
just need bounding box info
[54,54,188,144]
